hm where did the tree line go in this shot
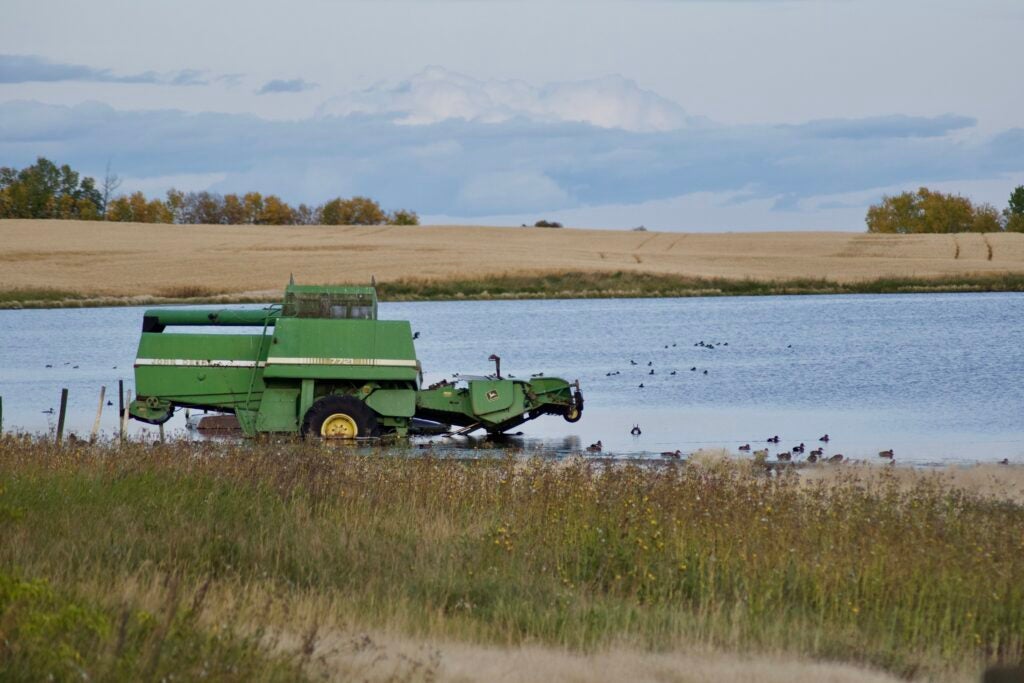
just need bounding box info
[866,186,1024,233]
[0,157,419,226]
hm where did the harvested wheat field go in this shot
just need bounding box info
[3,219,1024,305]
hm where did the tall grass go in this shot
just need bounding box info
[5,271,1024,308]
[1,435,1021,680]
[375,271,1024,300]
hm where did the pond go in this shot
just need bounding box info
[1,292,1022,465]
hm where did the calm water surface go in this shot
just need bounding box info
[1,293,1022,465]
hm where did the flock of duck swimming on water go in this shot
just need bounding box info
[583,338,1015,466]
[606,339,724,387]
[585,431,888,464]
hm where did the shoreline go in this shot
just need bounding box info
[4,271,1024,309]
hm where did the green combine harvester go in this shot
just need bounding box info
[129,283,583,438]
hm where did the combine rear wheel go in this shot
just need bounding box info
[302,395,380,439]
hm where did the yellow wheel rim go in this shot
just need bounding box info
[321,413,358,438]
[566,406,580,420]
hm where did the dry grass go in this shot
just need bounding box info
[2,220,1024,304]
[2,435,1022,682]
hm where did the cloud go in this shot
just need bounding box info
[1,89,1021,225]
[257,78,318,95]
[318,67,694,132]
[787,114,977,140]
[0,54,213,86]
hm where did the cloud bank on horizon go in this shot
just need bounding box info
[1,63,1022,230]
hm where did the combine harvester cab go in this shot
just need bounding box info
[129,283,583,438]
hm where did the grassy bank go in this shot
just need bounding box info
[5,271,1024,309]
[375,270,1024,300]
[1,436,1021,681]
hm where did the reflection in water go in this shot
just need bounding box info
[2,292,1024,466]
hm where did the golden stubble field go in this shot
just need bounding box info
[3,219,1024,299]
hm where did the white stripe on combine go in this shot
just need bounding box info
[135,358,265,368]
[135,357,419,369]
[268,357,419,368]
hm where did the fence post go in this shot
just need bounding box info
[91,386,106,443]
[118,380,125,442]
[56,388,69,445]
[121,390,131,442]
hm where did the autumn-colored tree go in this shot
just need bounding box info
[866,187,1000,233]
[1,160,418,228]
[222,193,247,224]
[106,191,173,222]
[259,195,295,225]
[971,203,1003,233]
[319,196,388,225]
[242,192,264,224]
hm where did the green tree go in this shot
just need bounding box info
[1005,186,1024,232]
[388,209,420,225]
[0,157,102,220]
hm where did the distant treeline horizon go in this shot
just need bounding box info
[866,185,1024,234]
[3,157,1024,233]
[0,157,419,226]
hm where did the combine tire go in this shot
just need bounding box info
[563,389,584,423]
[301,395,380,439]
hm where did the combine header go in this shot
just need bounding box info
[129,283,583,438]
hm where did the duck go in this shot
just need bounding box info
[630,425,642,436]
[647,361,653,367]
[752,448,769,459]
[670,370,677,376]
[638,383,645,389]
[793,443,805,453]
[767,435,781,444]
[827,453,844,464]
[661,450,682,458]
[777,451,792,462]
[819,434,830,442]
[690,367,697,372]
[41,407,55,415]
[630,360,638,366]
[807,452,819,463]
[999,458,1010,465]
[878,449,894,459]
[649,369,655,375]
[586,440,603,453]
[809,448,823,457]
[738,443,751,451]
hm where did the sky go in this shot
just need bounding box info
[1,0,1022,231]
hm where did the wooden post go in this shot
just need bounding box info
[56,388,69,445]
[90,386,106,443]
[120,390,131,442]
[118,380,125,441]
